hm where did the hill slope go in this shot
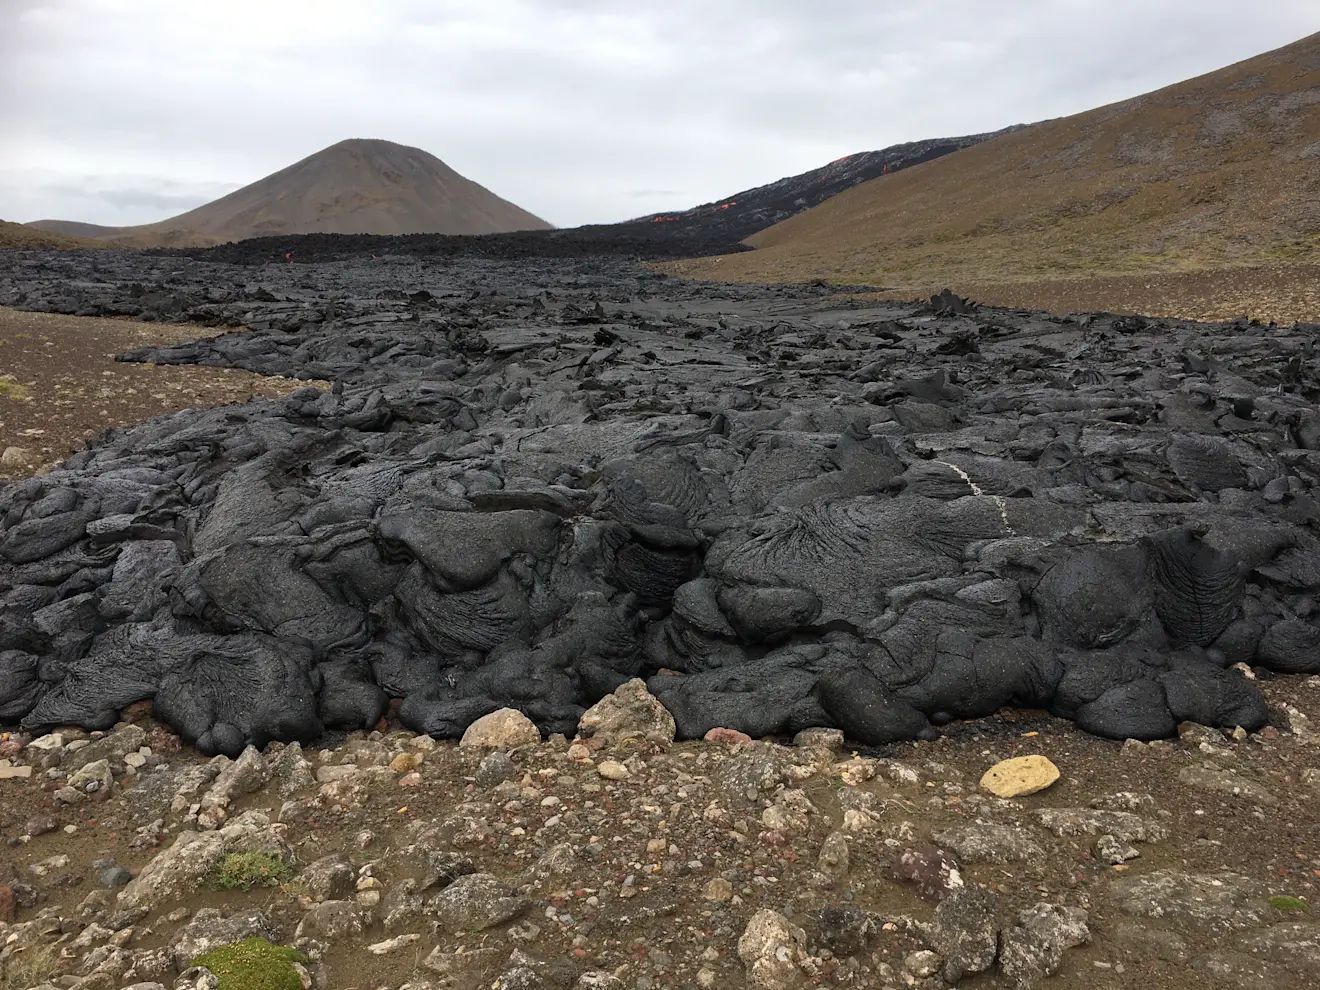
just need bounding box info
[668,32,1320,290]
[27,139,552,248]
[173,129,1026,264]
[614,125,1027,244]
[0,219,110,250]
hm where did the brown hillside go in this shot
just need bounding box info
[667,32,1320,306]
[26,138,552,248]
[0,219,110,250]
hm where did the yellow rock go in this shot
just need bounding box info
[979,755,1059,797]
[389,751,422,773]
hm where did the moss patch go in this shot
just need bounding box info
[213,851,294,891]
[189,938,305,990]
[0,375,29,400]
[1269,895,1308,912]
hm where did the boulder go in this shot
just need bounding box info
[459,709,540,749]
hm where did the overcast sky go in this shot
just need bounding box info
[1,1,1317,229]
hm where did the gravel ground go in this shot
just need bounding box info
[2,674,1320,990]
[0,307,316,479]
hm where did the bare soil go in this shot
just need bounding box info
[849,263,1320,325]
[0,307,314,479]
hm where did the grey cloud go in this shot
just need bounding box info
[1,1,1317,227]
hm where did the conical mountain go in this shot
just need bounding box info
[29,138,551,248]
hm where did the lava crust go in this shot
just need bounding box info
[1,249,1318,756]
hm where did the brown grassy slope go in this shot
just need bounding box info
[0,219,110,250]
[666,32,1320,297]
[25,138,552,248]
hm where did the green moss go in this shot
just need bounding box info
[212,851,294,891]
[1269,895,1308,912]
[189,938,306,990]
[0,375,29,401]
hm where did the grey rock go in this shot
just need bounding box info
[428,873,529,932]
[99,865,133,889]
[1177,763,1279,806]
[172,907,275,971]
[576,678,676,745]
[475,751,517,788]
[271,742,316,797]
[174,968,221,990]
[998,903,1090,989]
[294,899,370,940]
[816,904,874,957]
[297,853,357,902]
[932,823,1045,864]
[1095,833,1141,865]
[739,909,807,990]
[1035,807,1168,843]
[1111,869,1270,931]
[920,886,1000,982]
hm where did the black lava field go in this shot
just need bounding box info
[3,249,1320,757]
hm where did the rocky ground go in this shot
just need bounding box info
[4,248,1320,989]
[2,675,1320,990]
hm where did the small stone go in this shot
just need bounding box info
[390,751,423,773]
[25,816,57,837]
[598,760,631,780]
[703,878,734,902]
[1095,834,1140,866]
[817,831,850,877]
[904,950,941,979]
[891,845,964,902]
[476,751,518,787]
[792,727,844,750]
[99,865,133,889]
[460,709,541,749]
[705,727,753,745]
[0,760,32,780]
[738,909,807,990]
[398,771,422,787]
[367,933,421,954]
[979,755,1059,797]
[0,446,30,468]
[26,732,65,752]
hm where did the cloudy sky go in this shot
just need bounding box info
[1,0,1317,229]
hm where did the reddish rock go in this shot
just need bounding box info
[891,845,965,902]
[0,739,20,758]
[704,727,753,745]
[0,883,15,923]
[145,727,181,753]
[119,700,154,720]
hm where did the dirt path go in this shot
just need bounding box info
[0,308,313,479]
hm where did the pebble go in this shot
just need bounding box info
[598,760,631,780]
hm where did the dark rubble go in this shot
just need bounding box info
[2,249,1319,757]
